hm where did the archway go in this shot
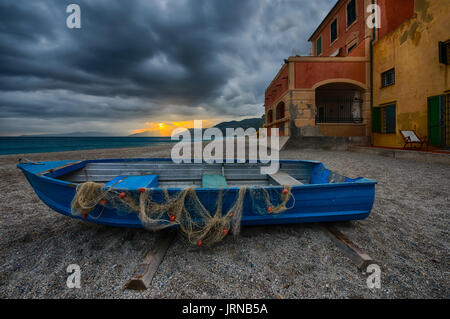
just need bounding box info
[276,102,285,120]
[315,82,364,124]
[267,109,273,123]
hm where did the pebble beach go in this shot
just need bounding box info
[0,144,448,298]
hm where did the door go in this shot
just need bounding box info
[447,94,450,147]
[428,95,446,146]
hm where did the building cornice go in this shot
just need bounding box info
[308,0,345,42]
[288,56,368,62]
[265,63,288,94]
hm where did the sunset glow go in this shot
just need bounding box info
[131,120,216,136]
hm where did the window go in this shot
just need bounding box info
[381,68,395,88]
[276,102,285,120]
[316,36,322,56]
[447,94,450,146]
[439,41,449,65]
[372,104,396,134]
[347,42,358,54]
[330,18,338,43]
[267,110,273,123]
[347,0,357,27]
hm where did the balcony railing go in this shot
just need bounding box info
[315,97,363,124]
[316,117,363,124]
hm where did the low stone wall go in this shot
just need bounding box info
[348,146,450,165]
[283,136,370,151]
[318,123,367,137]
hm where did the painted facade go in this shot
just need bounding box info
[264,0,450,148]
[372,0,450,147]
[264,0,373,138]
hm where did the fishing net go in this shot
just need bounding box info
[71,182,294,247]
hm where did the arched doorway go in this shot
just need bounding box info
[267,109,273,123]
[315,82,364,124]
[276,102,285,120]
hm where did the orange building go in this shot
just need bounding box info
[263,0,425,142]
[371,0,449,148]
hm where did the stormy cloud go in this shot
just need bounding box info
[0,0,333,135]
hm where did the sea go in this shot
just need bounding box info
[0,136,177,155]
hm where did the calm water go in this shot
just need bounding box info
[0,136,177,155]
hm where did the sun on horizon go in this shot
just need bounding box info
[131,120,216,136]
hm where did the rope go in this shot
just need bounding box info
[71,182,294,247]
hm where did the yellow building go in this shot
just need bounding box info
[372,0,450,148]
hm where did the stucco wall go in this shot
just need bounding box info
[377,0,415,40]
[372,0,450,147]
[265,65,289,108]
[318,123,367,136]
[294,60,367,89]
[310,0,367,57]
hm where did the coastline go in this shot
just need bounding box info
[0,144,448,298]
[0,136,178,156]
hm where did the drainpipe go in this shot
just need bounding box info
[370,0,376,145]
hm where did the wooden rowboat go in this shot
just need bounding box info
[17,158,376,228]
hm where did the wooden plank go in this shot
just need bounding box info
[268,171,303,186]
[318,224,375,270]
[39,161,83,176]
[125,230,176,290]
[87,163,271,170]
[202,174,228,188]
[62,164,313,184]
[64,172,271,183]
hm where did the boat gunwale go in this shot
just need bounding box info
[18,158,378,192]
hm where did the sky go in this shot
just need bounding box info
[0,0,334,136]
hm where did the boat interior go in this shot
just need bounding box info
[57,161,316,188]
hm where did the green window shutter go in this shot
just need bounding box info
[385,104,396,134]
[317,37,322,55]
[439,42,448,65]
[372,108,381,133]
[347,0,357,26]
[331,19,338,43]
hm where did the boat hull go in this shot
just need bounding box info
[18,159,376,228]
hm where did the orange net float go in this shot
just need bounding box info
[100,199,108,206]
[119,192,126,199]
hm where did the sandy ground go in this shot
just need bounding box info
[0,144,448,299]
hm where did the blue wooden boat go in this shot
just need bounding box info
[17,158,376,229]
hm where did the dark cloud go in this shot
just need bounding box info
[0,0,333,135]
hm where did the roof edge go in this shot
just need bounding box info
[307,0,342,42]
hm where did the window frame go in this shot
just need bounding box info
[439,40,449,65]
[381,68,395,88]
[330,17,338,45]
[346,0,357,29]
[372,104,396,134]
[267,109,273,124]
[347,41,358,54]
[316,35,323,56]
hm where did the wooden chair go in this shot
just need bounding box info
[399,130,429,150]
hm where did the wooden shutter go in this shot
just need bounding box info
[385,105,396,134]
[439,42,448,65]
[372,108,381,133]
